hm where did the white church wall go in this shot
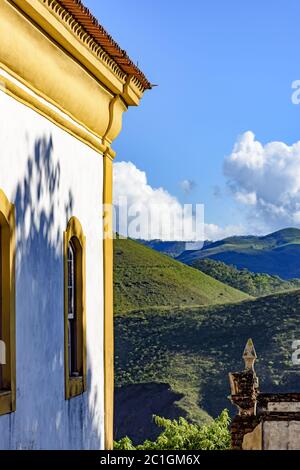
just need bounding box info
[0,89,104,449]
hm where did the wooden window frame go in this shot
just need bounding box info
[0,189,16,416]
[64,217,86,400]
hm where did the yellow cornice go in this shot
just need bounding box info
[123,75,146,106]
[11,0,127,95]
[11,0,146,105]
[0,65,107,155]
[0,0,147,157]
[103,96,128,146]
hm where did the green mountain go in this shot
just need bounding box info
[114,237,250,315]
[177,228,300,279]
[192,258,300,297]
[138,239,211,258]
[138,240,191,258]
[115,290,300,443]
[114,236,300,444]
[113,238,248,442]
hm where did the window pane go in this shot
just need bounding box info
[68,243,75,320]
[67,240,77,376]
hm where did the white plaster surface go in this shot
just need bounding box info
[263,421,300,450]
[0,90,104,449]
[268,402,300,412]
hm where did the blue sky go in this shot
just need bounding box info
[85,0,300,238]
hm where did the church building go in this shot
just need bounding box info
[0,0,150,449]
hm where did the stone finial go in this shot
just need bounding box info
[228,339,259,418]
[243,338,257,371]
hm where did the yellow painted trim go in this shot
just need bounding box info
[11,0,147,102]
[64,217,87,400]
[1,1,113,138]
[0,66,106,156]
[103,154,114,450]
[0,1,133,156]
[103,96,128,147]
[12,0,127,94]
[0,189,16,416]
[0,391,13,416]
[123,75,146,106]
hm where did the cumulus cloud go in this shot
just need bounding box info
[113,161,243,242]
[113,162,197,240]
[224,131,300,231]
[235,191,257,206]
[204,223,246,241]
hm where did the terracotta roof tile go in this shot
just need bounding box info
[58,0,152,90]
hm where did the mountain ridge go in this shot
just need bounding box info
[137,228,300,280]
[114,237,250,314]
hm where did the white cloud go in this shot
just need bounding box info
[235,191,257,206]
[180,179,197,194]
[204,223,246,240]
[224,131,300,231]
[113,161,244,241]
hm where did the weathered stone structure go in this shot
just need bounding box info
[229,339,300,450]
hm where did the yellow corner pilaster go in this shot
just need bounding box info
[103,153,114,450]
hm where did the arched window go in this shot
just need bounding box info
[64,217,86,399]
[0,189,16,415]
[67,240,76,376]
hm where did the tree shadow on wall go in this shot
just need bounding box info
[4,134,101,449]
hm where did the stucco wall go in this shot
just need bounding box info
[0,90,104,449]
[242,423,262,450]
[263,421,300,450]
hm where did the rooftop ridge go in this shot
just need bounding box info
[56,0,152,90]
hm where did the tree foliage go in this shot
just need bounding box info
[193,258,300,297]
[114,410,231,450]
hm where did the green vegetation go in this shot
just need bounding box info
[114,410,231,450]
[114,236,300,443]
[192,258,300,296]
[115,289,300,434]
[114,237,249,314]
[177,228,300,279]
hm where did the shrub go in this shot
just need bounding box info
[114,409,231,450]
